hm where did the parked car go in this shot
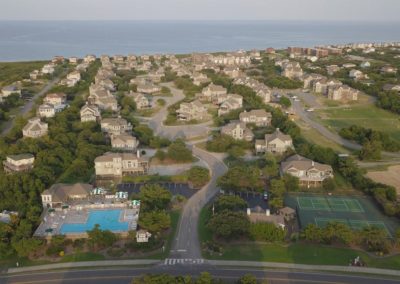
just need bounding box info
[263,192,268,201]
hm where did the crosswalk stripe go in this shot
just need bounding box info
[164,258,204,265]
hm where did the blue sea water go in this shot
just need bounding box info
[0,20,399,62]
[60,209,128,234]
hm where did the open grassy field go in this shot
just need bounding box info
[367,165,400,195]
[316,104,400,140]
[297,120,351,154]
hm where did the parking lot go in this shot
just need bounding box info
[222,191,269,210]
[117,182,197,199]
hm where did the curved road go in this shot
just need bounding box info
[1,74,66,136]
[141,82,228,259]
[142,82,212,140]
[3,83,398,283]
[171,145,228,259]
[280,90,400,158]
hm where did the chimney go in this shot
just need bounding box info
[266,209,270,216]
[276,128,280,132]
[247,208,251,216]
[311,161,315,166]
[137,150,140,158]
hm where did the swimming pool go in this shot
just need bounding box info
[60,209,129,234]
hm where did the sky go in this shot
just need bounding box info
[1,0,400,21]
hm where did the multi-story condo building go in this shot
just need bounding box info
[3,154,35,174]
[22,117,48,138]
[255,128,293,154]
[95,152,149,178]
[280,154,334,187]
[221,121,254,141]
[239,109,272,127]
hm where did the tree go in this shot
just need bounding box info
[227,145,246,159]
[279,97,291,108]
[11,237,43,257]
[323,222,354,245]
[46,235,66,256]
[139,184,172,211]
[359,140,382,160]
[360,226,390,253]
[238,274,257,284]
[218,165,263,192]
[262,153,279,178]
[167,139,194,162]
[214,195,247,213]
[207,211,250,240]
[87,224,117,250]
[187,166,210,188]
[282,174,299,192]
[301,224,323,243]
[139,211,171,234]
[196,272,213,284]
[249,223,285,242]
[322,178,336,192]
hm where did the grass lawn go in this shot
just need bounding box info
[316,105,400,140]
[297,120,351,154]
[61,252,105,262]
[205,242,400,269]
[199,208,400,269]
[198,205,213,243]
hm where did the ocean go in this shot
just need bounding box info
[0,20,399,62]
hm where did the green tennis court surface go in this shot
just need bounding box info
[285,194,399,238]
[297,196,364,213]
[315,217,391,237]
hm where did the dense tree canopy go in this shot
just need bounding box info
[139,184,172,211]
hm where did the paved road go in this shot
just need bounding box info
[290,95,362,151]
[143,82,212,140]
[170,145,228,259]
[1,75,65,136]
[276,90,400,158]
[3,264,400,284]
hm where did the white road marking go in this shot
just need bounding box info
[164,259,204,265]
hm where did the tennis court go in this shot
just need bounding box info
[285,194,399,238]
[297,196,364,213]
[315,217,391,237]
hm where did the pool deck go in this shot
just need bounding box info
[34,206,139,237]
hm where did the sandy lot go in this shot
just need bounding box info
[367,165,400,194]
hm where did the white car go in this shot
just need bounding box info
[306,108,314,112]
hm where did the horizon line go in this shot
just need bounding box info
[1,19,400,23]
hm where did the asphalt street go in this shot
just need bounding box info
[3,264,400,284]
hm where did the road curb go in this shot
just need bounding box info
[208,260,400,277]
[6,259,160,274]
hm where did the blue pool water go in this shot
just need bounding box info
[60,210,128,234]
